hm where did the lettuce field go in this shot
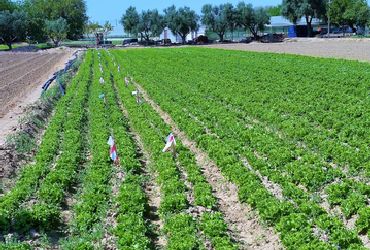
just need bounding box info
[1,47,370,250]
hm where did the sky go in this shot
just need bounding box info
[85,0,281,35]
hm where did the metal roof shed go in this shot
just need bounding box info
[265,16,325,35]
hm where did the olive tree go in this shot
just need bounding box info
[164,5,199,44]
[235,2,271,40]
[137,9,165,44]
[44,17,69,47]
[0,9,27,50]
[120,6,139,36]
[201,3,234,42]
[282,0,326,37]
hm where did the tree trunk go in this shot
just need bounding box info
[143,33,149,46]
[248,26,258,40]
[218,33,224,42]
[7,42,12,50]
[307,22,312,37]
[343,24,345,38]
[306,16,312,37]
[181,34,187,45]
[251,30,258,40]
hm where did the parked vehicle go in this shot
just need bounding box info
[356,29,365,36]
[239,37,253,43]
[122,38,138,45]
[138,40,155,46]
[332,26,353,34]
[193,35,208,44]
[161,39,172,45]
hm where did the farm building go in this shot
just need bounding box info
[159,25,206,43]
[266,16,326,37]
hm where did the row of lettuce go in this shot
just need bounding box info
[2,47,237,249]
[88,49,151,249]
[110,48,370,249]
[1,51,93,241]
[105,49,239,249]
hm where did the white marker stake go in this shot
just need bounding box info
[162,133,176,159]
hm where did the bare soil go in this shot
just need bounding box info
[203,38,370,63]
[0,47,75,181]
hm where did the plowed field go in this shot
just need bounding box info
[0,48,75,148]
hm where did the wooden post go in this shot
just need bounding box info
[172,142,176,159]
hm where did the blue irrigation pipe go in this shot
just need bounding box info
[56,76,65,96]
[41,52,78,95]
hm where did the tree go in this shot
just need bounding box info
[120,8,164,44]
[84,20,100,43]
[201,3,234,42]
[103,21,113,38]
[300,0,326,37]
[281,0,301,24]
[0,0,18,12]
[343,0,370,34]
[235,2,271,40]
[136,9,165,44]
[282,0,326,37]
[266,4,283,16]
[328,0,354,36]
[44,17,69,47]
[21,0,87,40]
[120,6,139,36]
[0,9,27,49]
[164,5,199,44]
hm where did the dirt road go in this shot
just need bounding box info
[204,38,370,63]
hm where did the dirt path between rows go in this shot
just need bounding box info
[133,82,281,249]
[203,38,370,63]
[115,92,166,248]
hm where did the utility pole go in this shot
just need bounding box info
[327,0,331,38]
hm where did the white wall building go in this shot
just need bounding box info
[159,25,206,43]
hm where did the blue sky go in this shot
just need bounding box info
[86,0,282,35]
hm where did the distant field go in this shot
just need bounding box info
[0,43,54,50]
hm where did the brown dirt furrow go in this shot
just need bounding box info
[0,54,42,78]
[113,84,166,248]
[0,53,37,72]
[0,54,51,85]
[0,53,64,117]
[133,82,282,249]
[240,157,285,202]
[5,53,61,88]
[102,161,122,250]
